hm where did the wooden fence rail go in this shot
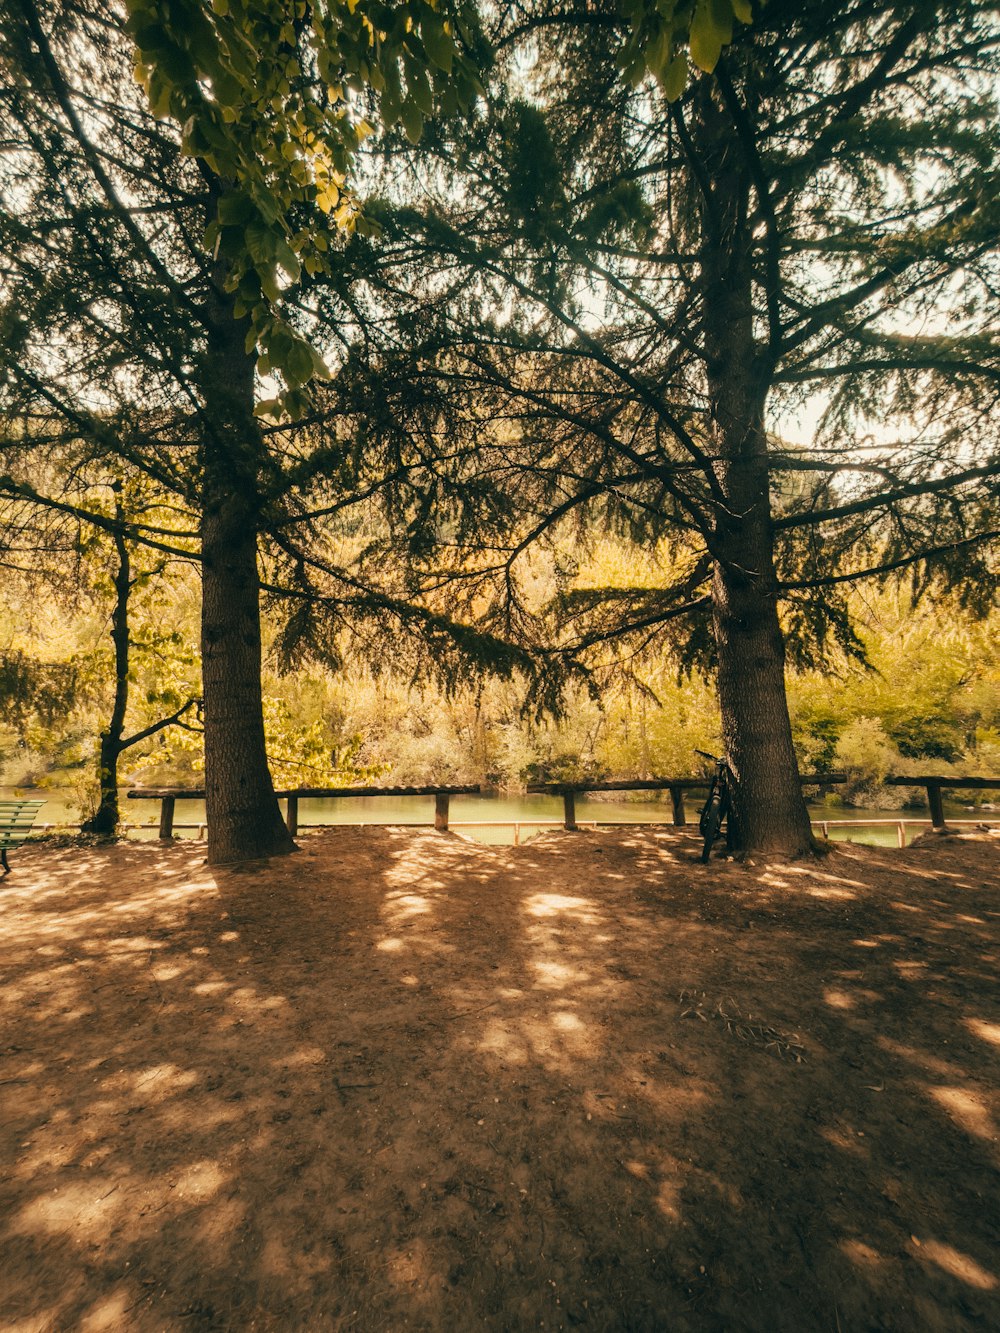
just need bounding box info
[126,785,482,837]
[884,775,1000,830]
[128,774,846,839]
[526,774,846,832]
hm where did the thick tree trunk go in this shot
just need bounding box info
[710,479,814,855]
[83,731,123,836]
[82,495,129,836]
[200,301,294,865]
[695,82,814,856]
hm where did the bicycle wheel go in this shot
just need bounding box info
[699,776,718,836]
[700,794,723,863]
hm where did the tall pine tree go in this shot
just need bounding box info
[336,0,1000,855]
[1,0,296,861]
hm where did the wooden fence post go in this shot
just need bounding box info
[434,793,450,832]
[669,786,686,826]
[159,795,175,841]
[286,794,299,836]
[563,792,577,831]
[926,783,946,830]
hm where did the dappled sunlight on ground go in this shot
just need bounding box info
[0,827,998,1329]
[966,1016,1000,1047]
[919,1239,998,1292]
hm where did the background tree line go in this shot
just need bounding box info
[3,530,997,815]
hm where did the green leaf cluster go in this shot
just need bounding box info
[126,0,485,406]
[617,0,751,95]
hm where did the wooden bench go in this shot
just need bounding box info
[0,799,46,875]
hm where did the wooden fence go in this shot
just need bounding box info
[884,775,1000,830]
[525,774,846,831]
[22,773,994,844]
[126,774,848,840]
[126,785,482,838]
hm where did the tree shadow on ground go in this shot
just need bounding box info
[0,827,997,1330]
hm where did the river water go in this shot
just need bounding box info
[3,786,986,848]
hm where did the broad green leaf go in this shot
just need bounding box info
[309,346,332,380]
[285,338,315,387]
[273,235,301,282]
[245,220,276,267]
[646,27,672,82]
[400,97,424,144]
[268,325,294,362]
[423,19,454,73]
[623,52,647,88]
[689,0,726,72]
[407,63,434,116]
[660,51,688,101]
[260,264,281,303]
[253,398,283,419]
[440,80,459,118]
[710,0,735,43]
[217,190,256,226]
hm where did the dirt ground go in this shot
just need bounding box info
[1,825,998,1332]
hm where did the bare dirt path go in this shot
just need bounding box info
[1,827,998,1331]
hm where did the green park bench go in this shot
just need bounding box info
[0,799,46,875]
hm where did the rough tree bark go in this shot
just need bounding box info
[199,291,295,865]
[695,82,815,856]
[81,488,130,836]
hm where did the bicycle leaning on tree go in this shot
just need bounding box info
[696,749,732,864]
